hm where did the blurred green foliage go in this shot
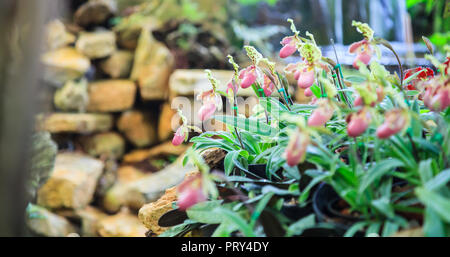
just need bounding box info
[407,0,449,52]
[235,0,278,5]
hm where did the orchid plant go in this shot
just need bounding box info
[165,19,450,237]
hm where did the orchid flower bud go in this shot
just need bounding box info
[279,36,297,58]
[177,174,207,211]
[308,100,334,127]
[172,126,187,146]
[347,108,371,137]
[376,109,408,139]
[284,130,309,167]
[239,66,257,89]
[297,68,315,89]
[304,87,313,97]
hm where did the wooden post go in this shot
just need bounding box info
[0,0,60,236]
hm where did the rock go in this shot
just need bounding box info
[117,166,146,183]
[157,103,178,142]
[102,157,194,212]
[169,69,254,99]
[117,110,157,148]
[99,50,134,79]
[54,78,89,112]
[76,206,108,237]
[115,26,141,50]
[37,153,104,209]
[138,187,177,235]
[86,80,136,112]
[27,132,58,199]
[76,31,116,59]
[26,204,77,237]
[37,113,113,134]
[123,141,189,163]
[80,132,125,159]
[97,208,147,237]
[131,29,174,100]
[45,20,76,50]
[41,47,90,85]
[137,171,199,235]
[74,0,117,27]
[114,11,160,50]
[95,159,119,197]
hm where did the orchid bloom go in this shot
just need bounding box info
[197,70,223,121]
[197,90,222,121]
[284,36,327,89]
[423,78,450,112]
[349,39,373,69]
[284,129,310,167]
[177,173,207,210]
[172,126,187,146]
[262,75,275,96]
[279,36,298,58]
[347,108,372,137]
[308,99,334,127]
[404,67,434,90]
[172,109,202,146]
[349,21,375,69]
[239,65,257,88]
[376,109,408,139]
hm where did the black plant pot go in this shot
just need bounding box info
[312,183,364,237]
[281,201,314,221]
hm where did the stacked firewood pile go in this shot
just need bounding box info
[27,0,304,237]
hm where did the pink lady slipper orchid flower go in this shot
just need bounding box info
[376,109,408,139]
[197,89,222,121]
[279,36,298,58]
[262,75,275,96]
[308,99,334,127]
[177,173,207,211]
[172,126,187,146]
[349,21,375,69]
[285,63,316,89]
[349,39,373,69]
[347,107,372,137]
[239,65,257,88]
[423,79,450,112]
[297,67,316,89]
[284,129,310,167]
